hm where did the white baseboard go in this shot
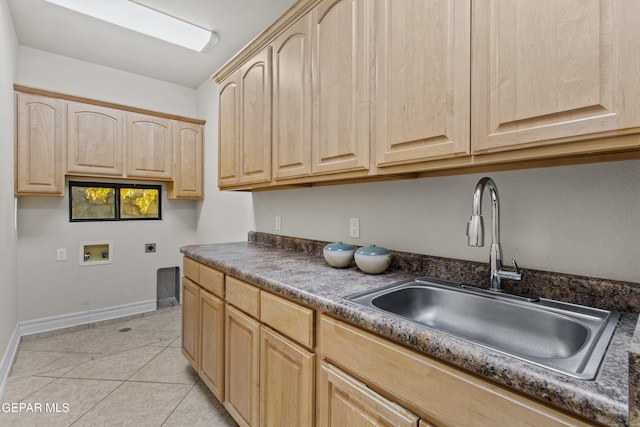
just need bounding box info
[0,324,21,399]
[19,299,157,337]
[0,299,157,396]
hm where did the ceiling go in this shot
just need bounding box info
[8,0,297,88]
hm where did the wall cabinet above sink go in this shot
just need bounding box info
[15,86,205,199]
[214,0,640,191]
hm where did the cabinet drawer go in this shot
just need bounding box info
[199,264,224,298]
[261,292,314,349]
[320,315,592,427]
[226,276,260,318]
[183,257,199,283]
[319,362,419,427]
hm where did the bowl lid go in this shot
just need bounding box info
[324,242,355,252]
[355,244,390,256]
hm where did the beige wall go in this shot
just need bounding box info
[194,79,255,243]
[0,0,19,362]
[14,48,256,322]
[14,48,203,321]
[253,159,640,284]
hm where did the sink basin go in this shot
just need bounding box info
[346,277,620,380]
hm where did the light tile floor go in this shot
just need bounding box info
[0,306,238,427]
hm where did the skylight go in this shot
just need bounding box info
[44,0,219,53]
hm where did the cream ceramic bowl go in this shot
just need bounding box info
[354,245,391,274]
[323,242,355,268]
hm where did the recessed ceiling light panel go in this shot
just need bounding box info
[43,0,218,52]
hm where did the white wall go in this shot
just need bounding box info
[18,46,196,117]
[0,0,19,356]
[15,48,201,321]
[194,79,254,243]
[253,159,640,284]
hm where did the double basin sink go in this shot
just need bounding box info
[347,277,620,380]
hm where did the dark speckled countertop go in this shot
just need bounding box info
[181,233,640,427]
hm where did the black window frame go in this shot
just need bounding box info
[69,181,162,222]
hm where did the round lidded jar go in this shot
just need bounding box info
[323,242,355,268]
[354,244,392,274]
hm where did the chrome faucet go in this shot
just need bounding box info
[466,177,521,292]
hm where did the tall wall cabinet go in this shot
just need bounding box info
[214,0,640,191]
[15,86,205,199]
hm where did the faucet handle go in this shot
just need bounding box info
[511,259,520,274]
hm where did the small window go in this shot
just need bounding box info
[70,181,162,222]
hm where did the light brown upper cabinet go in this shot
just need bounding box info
[218,71,241,187]
[15,87,205,199]
[240,47,272,185]
[126,113,173,180]
[15,92,66,196]
[272,15,313,180]
[170,121,204,199]
[214,0,640,191]
[218,48,272,187]
[472,0,640,154]
[374,0,471,167]
[311,0,371,175]
[67,102,125,177]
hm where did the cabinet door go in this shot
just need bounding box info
[126,113,173,179]
[375,0,470,167]
[272,15,313,180]
[218,72,240,187]
[169,121,203,199]
[181,278,200,369]
[318,362,419,427]
[225,304,260,427]
[472,0,640,153]
[15,93,65,196]
[67,102,125,176]
[311,0,371,175]
[200,290,224,401]
[260,326,314,427]
[240,47,272,185]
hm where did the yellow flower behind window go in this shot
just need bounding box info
[85,188,112,203]
[124,189,158,214]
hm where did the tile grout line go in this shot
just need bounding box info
[2,308,209,427]
[159,380,200,427]
[68,379,127,427]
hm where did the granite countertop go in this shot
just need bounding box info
[181,238,638,427]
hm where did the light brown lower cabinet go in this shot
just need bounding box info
[225,304,260,427]
[182,258,594,427]
[320,315,593,427]
[318,362,419,427]
[199,290,224,401]
[260,326,314,427]
[180,278,199,368]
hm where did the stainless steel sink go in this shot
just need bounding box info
[346,277,620,380]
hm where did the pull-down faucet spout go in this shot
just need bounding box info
[466,177,521,292]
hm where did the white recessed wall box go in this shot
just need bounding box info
[79,240,113,266]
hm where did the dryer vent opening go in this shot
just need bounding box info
[157,266,180,309]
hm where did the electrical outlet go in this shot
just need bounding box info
[349,217,360,238]
[275,216,282,231]
[56,248,67,262]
